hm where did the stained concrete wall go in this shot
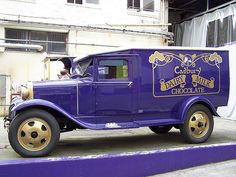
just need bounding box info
[0,0,169,115]
[0,0,167,31]
[0,51,44,116]
[0,51,44,83]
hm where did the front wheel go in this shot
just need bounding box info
[8,109,60,157]
[180,104,214,143]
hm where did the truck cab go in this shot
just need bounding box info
[73,54,139,118]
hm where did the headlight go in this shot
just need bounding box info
[21,82,34,100]
[21,87,29,100]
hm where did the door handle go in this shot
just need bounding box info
[128,82,133,88]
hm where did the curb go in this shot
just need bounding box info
[1,143,236,177]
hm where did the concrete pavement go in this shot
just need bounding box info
[1,117,236,176]
[155,159,236,177]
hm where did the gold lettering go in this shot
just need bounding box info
[160,75,186,91]
[174,66,180,74]
[174,66,201,75]
[171,87,205,95]
[192,75,214,88]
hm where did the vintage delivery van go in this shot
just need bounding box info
[4,47,229,157]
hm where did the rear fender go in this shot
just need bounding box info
[178,96,218,123]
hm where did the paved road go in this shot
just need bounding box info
[1,117,236,160]
[0,117,236,176]
[154,159,236,177]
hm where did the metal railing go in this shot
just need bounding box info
[2,38,120,47]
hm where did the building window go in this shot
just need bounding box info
[5,29,28,47]
[206,15,235,47]
[67,0,82,4]
[127,0,140,10]
[67,0,99,5]
[98,60,128,80]
[127,0,154,12]
[143,0,154,12]
[5,29,67,54]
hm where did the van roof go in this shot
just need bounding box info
[73,46,229,62]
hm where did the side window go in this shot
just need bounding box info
[98,59,128,80]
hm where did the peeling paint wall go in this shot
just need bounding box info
[0,75,10,116]
[0,0,169,116]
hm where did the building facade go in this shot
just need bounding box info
[0,0,171,115]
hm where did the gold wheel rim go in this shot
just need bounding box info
[17,118,52,151]
[188,111,209,139]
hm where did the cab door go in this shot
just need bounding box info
[94,55,138,119]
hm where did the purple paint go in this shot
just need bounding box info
[1,143,236,177]
[4,47,230,157]
[7,48,230,130]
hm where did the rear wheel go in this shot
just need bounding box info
[9,109,60,157]
[149,125,172,134]
[180,104,214,143]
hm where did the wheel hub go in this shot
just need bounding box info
[17,118,52,151]
[198,122,204,128]
[31,131,38,139]
[189,111,209,138]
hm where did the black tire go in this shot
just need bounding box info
[180,104,214,143]
[149,125,172,134]
[8,109,60,157]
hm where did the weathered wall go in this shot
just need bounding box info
[0,0,169,115]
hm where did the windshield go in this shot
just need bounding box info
[74,58,92,76]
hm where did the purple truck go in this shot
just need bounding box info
[4,47,229,157]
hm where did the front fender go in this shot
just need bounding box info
[12,99,68,115]
[178,96,219,122]
[10,99,95,129]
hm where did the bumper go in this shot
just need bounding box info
[3,97,23,132]
[3,116,11,132]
